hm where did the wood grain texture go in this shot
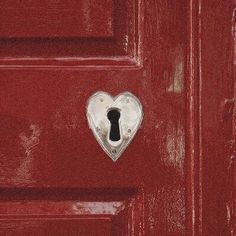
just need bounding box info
[200,1,235,235]
[186,0,202,234]
[142,1,186,235]
[186,0,235,235]
[233,4,236,235]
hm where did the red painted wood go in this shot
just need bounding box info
[197,1,235,235]
[0,219,112,236]
[0,0,234,235]
[233,6,236,235]
[0,0,114,38]
[0,0,136,59]
[186,0,235,235]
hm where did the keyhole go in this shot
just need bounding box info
[107,109,121,142]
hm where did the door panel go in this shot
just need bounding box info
[0,0,188,235]
[0,0,135,59]
[0,0,234,235]
[0,0,114,38]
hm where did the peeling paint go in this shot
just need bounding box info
[72,201,125,215]
[82,0,92,33]
[123,35,129,52]
[127,191,144,236]
[166,122,185,171]
[147,186,185,235]
[107,16,113,34]
[52,90,83,132]
[14,124,41,184]
[167,47,184,93]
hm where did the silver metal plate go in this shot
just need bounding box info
[86,91,143,161]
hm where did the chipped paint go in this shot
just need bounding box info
[52,90,83,132]
[123,35,129,52]
[107,16,113,34]
[147,186,185,235]
[82,0,92,33]
[72,201,125,215]
[166,122,185,171]
[167,47,184,93]
[127,190,144,236]
[14,124,41,184]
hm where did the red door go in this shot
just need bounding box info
[0,0,235,235]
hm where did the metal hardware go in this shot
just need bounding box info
[86,91,143,161]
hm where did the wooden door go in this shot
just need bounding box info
[0,0,235,235]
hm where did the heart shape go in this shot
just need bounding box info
[86,91,143,161]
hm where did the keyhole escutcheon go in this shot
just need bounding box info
[107,109,121,142]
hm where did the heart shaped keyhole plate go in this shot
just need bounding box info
[86,91,143,161]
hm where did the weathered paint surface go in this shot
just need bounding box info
[0,0,234,235]
[0,0,114,38]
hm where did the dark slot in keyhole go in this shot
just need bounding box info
[107,109,121,141]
